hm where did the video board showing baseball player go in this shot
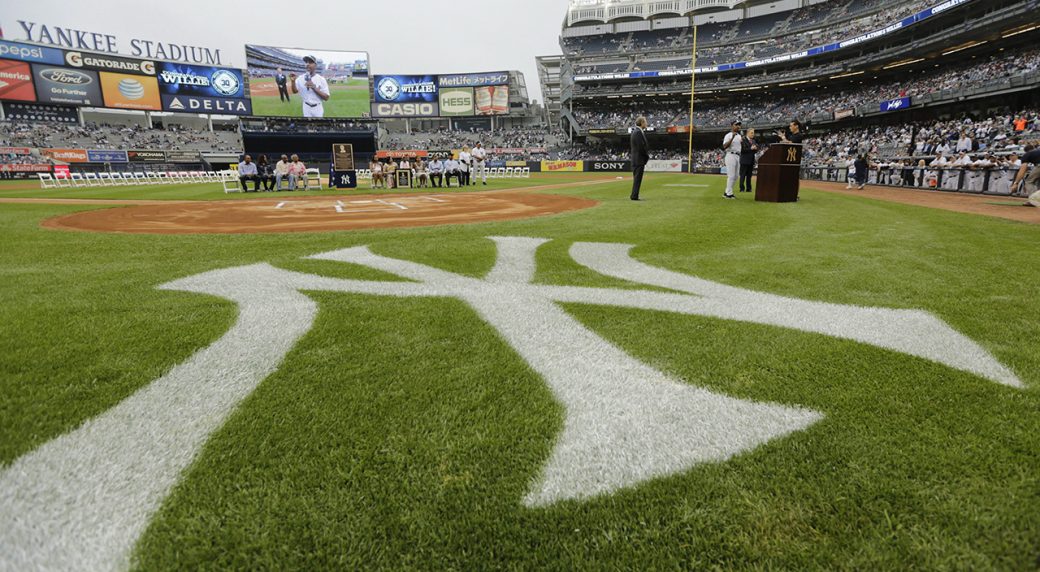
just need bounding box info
[245,45,370,118]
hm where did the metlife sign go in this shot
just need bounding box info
[880,96,911,113]
[438,72,509,88]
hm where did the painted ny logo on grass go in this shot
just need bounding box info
[0,237,1022,571]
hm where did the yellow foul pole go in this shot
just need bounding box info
[686,25,697,173]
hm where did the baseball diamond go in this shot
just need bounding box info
[2,0,1040,570]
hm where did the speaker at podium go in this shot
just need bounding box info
[755,143,802,203]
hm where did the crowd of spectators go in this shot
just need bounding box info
[571,47,1040,131]
[240,118,377,133]
[379,126,564,157]
[0,121,242,152]
[567,0,935,68]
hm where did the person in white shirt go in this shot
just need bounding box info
[471,143,488,185]
[845,155,857,189]
[445,158,461,187]
[458,148,472,186]
[415,158,429,188]
[722,121,742,199]
[956,132,973,153]
[290,55,330,118]
[927,154,947,188]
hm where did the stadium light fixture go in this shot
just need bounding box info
[1002,24,1038,38]
[882,58,925,70]
[942,40,987,56]
[779,80,811,87]
[829,71,864,79]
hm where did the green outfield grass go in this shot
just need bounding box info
[248,76,370,118]
[1,173,1038,570]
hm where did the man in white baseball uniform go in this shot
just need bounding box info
[722,120,742,199]
[458,147,472,187]
[290,55,329,118]
[471,143,488,185]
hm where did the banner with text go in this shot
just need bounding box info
[541,160,584,172]
[86,149,128,163]
[438,87,474,117]
[42,148,88,163]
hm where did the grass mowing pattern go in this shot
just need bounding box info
[0,174,1037,569]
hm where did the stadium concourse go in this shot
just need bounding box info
[2,0,1040,569]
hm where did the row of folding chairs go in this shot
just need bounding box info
[355,167,531,181]
[38,170,234,189]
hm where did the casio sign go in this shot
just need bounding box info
[375,103,436,117]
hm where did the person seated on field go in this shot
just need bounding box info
[274,154,291,190]
[369,159,384,189]
[444,157,461,187]
[415,158,429,188]
[238,155,260,192]
[428,157,444,187]
[288,154,307,190]
[257,155,274,191]
[384,159,397,189]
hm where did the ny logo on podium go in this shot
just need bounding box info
[787,147,799,162]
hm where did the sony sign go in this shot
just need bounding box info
[590,161,631,172]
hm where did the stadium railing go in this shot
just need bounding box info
[800,165,1022,195]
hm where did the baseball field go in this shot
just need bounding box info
[1,173,1038,570]
[248,76,371,117]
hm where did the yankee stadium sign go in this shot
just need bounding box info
[13,20,225,65]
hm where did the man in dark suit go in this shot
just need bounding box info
[739,127,759,193]
[275,68,290,102]
[630,116,650,200]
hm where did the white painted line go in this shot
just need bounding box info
[336,200,344,207]
[376,199,408,210]
[664,184,709,187]
[420,196,447,203]
[350,200,375,205]
[334,205,344,213]
[275,202,286,209]
[0,236,1019,568]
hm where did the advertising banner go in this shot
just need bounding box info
[87,149,128,163]
[374,75,438,103]
[42,148,88,163]
[587,160,631,172]
[369,102,439,118]
[161,93,252,115]
[541,160,584,172]
[437,71,510,88]
[0,147,32,155]
[438,87,474,117]
[880,96,911,113]
[156,62,245,98]
[31,65,102,106]
[0,40,64,65]
[375,150,429,159]
[100,72,161,110]
[666,125,691,134]
[528,147,547,154]
[1,163,51,173]
[53,164,70,178]
[835,109,855,120]
[474,85,508,115]
[3,101,78,122]
[505,160,528,168]
[0,60,36,102]
[165,150,202,163]
[492,148,525,154]
[64,51,156,76]
[646,159,684,172]
[588,128,616,135]
[128,149,166,162]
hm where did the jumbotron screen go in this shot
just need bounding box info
[245,45,369,118]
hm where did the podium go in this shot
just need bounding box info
[755,143,802,203]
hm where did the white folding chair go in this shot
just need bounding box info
[97,172,114,186]
[119,173,136,186]
[38,173,58,189]
[222,171,242,193]
[146,172,162,185]
[504,167,515,178]
[55,173,73,188]
[521,167,531,178]
[304,168,323,190]
[83,173,101,187]
[70,172,86,188]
